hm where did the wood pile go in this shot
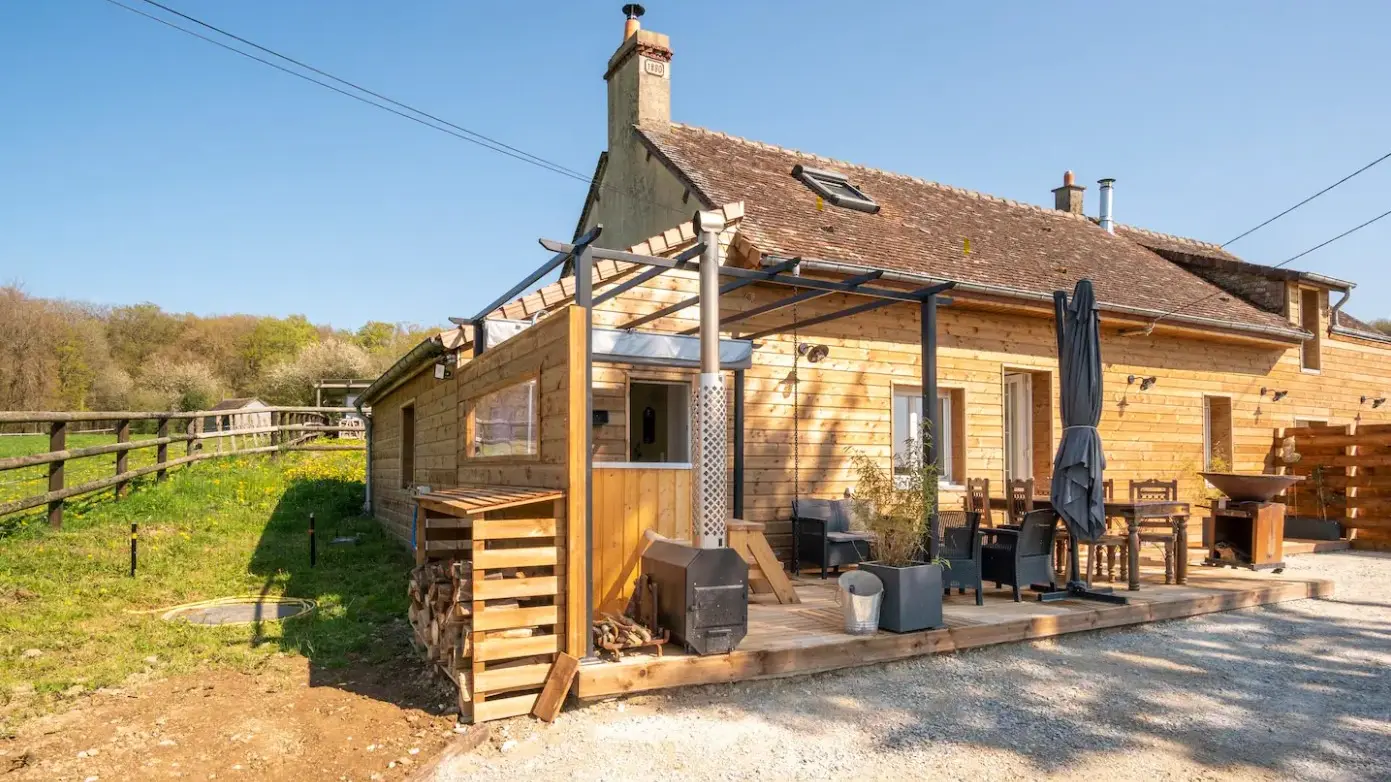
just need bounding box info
[408,560,471,673]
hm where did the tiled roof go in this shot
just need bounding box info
[1113,225,1246,265]
[637,123,1297,335]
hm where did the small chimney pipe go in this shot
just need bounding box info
[622,3,645,39]
[1097,178,1116,233]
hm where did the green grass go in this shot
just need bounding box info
[0,450,411,732]
[0,432,160,511]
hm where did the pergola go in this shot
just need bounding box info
[457,219,956,645]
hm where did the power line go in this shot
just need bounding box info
[98,0,690,218]
[1221,151,1391,247]
[132,0,598,183]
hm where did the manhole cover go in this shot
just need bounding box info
[160,598,314,625]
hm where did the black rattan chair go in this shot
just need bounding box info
[791,498,872,579]
[981,508,1059,602]
[937,510,983,606]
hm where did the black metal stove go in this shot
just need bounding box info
[640,539,748,655]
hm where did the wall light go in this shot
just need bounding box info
[1361,395,1387,409]
[1139,376,1158,391]
[1271,390,1288,402]
[797,343,829,364]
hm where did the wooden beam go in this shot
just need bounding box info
[531,653,580,722]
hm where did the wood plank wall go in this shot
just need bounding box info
[1278,422,1391,547]
[369,363,463,541]
[579,268,1391,555]
[591,466,693,613]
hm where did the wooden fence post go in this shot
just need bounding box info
[48,421,66,528]
[114,419,130,498]
[270,411,281,459]
[157,418,170,481]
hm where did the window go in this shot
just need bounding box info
[791,164,880,214]
[1300,288,1322,371]
[1203,396,1233,472]
[470,378,538,458]
[892,387,960,486]
[628,381,690,463]
[400,403,415,488]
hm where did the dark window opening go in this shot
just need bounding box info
[400,403,416,489]
[628,381,690,463]
[1300,288,1322,371]
[792,164,879,214]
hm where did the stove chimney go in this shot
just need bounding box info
[622,3,644,39]
[1097,178,1116,233]
[1052,170,1085,215]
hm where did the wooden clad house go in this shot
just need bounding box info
[360,16,1391,602]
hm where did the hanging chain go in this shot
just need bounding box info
[792,293,800,510]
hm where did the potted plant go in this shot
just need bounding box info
[847,437,945,633]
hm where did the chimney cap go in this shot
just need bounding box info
[1063,170,1075,186]
[1098,177,1116,186]
[622,3,645,18]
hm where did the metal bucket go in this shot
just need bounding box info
[836,570,884,635]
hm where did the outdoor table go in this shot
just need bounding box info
[1103,500,1191,589]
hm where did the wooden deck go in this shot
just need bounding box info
[574,562,1334,700]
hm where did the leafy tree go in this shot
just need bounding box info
[106,303,184,371]
[354,321,398,353]
[240,315,318,377]
[258,339,374,405]
[1371,318,1391,336]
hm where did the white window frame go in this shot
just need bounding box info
[892,386,955,488]
[1003,373,1033,482]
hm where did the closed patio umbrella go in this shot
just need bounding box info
[1043,279,1128,604]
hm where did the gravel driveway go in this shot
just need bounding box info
[435,552,1391,782]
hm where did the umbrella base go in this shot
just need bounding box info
[1031,581,1130,605]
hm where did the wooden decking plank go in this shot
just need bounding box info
[574,568,1332,700]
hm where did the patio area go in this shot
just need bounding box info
[575,560,1333,700]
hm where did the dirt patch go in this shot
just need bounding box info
[1,655,460,781]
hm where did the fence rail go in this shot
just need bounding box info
[0,406,363,527]
[1274,422,1391,549]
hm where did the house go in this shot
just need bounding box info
[203,398,271,433]
[355,13,1381,718]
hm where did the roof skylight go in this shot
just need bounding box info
[792,164,879,214]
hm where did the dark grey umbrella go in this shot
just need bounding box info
[1050,279,1108,543]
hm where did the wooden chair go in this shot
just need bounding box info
[1005,478,1034,526]
[1085,480,1132,584]
[1130,478,1180,584]
[964,478,992,528]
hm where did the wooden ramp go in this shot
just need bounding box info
[575,564,1332,700]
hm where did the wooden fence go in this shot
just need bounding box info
[1274,421,1391,549]
[0,406,363,527]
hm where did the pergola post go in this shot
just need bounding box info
[733,368,745,519]
[692,211,728,549]
[921,295,941,561]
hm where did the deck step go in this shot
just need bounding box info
[1283,538,1351,555]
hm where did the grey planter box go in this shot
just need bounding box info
[859,561,944,633]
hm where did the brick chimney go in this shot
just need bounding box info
[604,4,671,151]
[1052,170,1085,215]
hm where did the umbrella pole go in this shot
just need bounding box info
[1037,290,1129,605]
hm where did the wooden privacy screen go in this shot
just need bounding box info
[591,466,693,613]
[1276,422,1391,546]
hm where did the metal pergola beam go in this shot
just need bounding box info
[741,282,957,341]
[678,269,885,336]
[538,239,927,303]
[617,259,799,332]
[470,226,602,325]
[591,242,706,308]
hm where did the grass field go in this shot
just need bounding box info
[0,432,162,522]
[0,448,411,734]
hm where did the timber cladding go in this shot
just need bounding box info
[570,263,1391,555]
[1279,422,1391,546]
[369,364,462,542]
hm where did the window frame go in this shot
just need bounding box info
[1202,395,1234,472]
[1299,287,1323,373]
[399,400,416,489]
[625,377,693,466]
[463,373,541,463]
[891,384,961,488]
[792,164,880,214]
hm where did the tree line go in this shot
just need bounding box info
[0,286,440,413]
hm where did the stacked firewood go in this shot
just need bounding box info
[592,612,667,660]
[407,561,471,677]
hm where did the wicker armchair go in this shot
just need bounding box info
[936,510,984,606]
[791,498,873,580]
[981,508,1059,602]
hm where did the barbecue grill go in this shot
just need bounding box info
[640,538,748,655]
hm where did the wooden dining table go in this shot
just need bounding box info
[981,495,1191,590]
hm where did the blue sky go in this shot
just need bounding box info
[3,1,1388,329]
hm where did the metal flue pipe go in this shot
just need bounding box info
[692,210,728,549]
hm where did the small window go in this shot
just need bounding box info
[1203,396,1233,472]
[470,378,538,458]
[628,381,690,463]
[400,403,416,488]
[892,387,960,486]
[791,164,879,214]
[1299,288,1322,371]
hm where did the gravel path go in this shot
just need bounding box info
[436,552,1391,782]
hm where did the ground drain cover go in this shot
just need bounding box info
[160,597,315,625]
